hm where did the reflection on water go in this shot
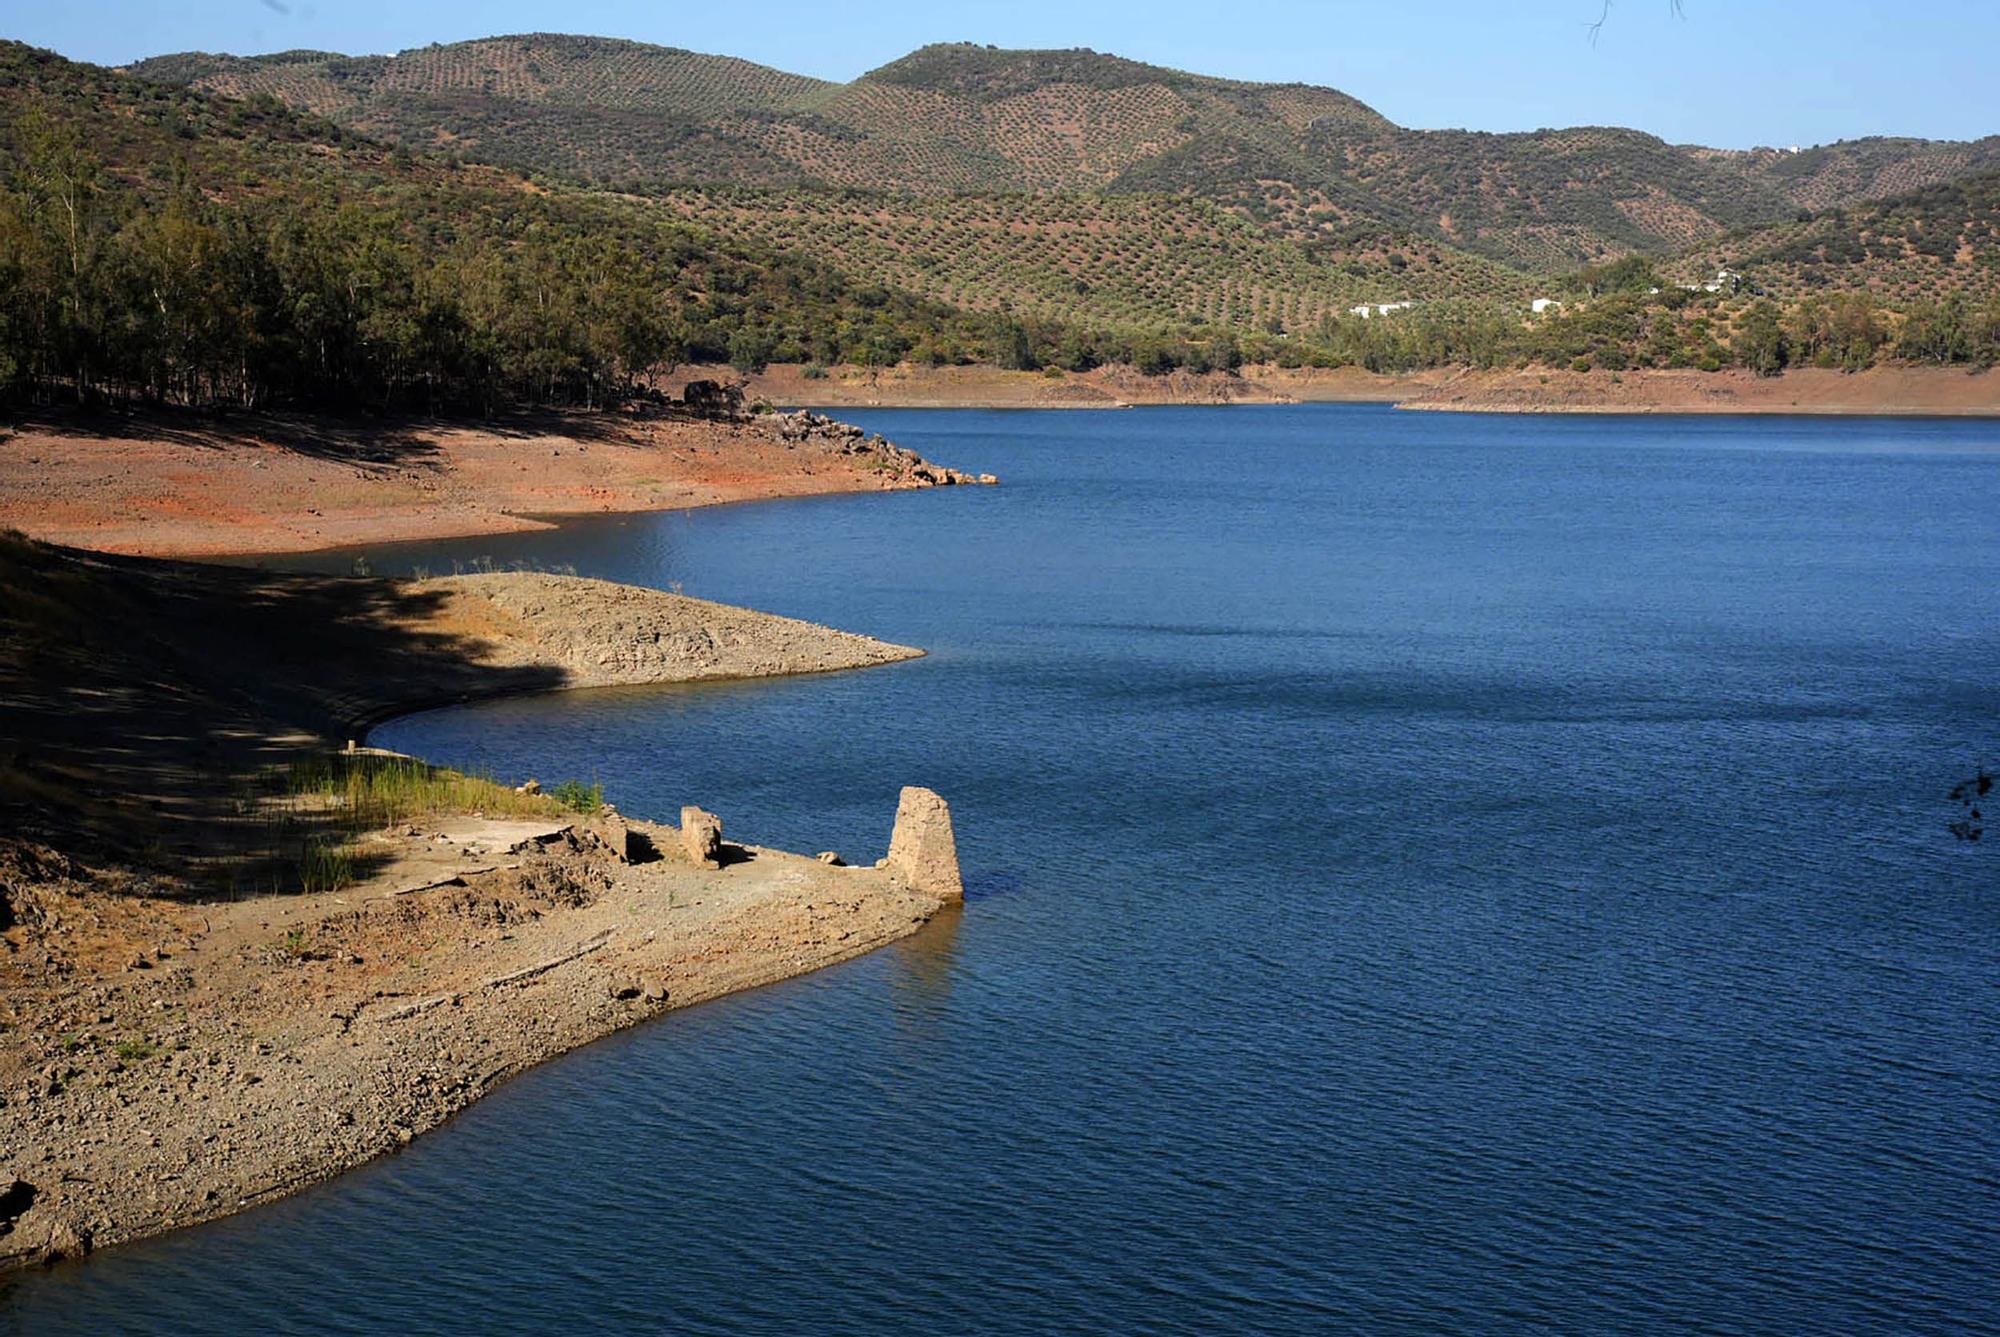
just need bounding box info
[888,908,964,1022]
[11,406,2000,1336]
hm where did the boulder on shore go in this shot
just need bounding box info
[885,786,963,902]
[577,808,631,863]
[680,806,722,868]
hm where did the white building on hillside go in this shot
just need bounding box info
[1679,268,1744,295]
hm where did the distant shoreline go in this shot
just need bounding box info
[687,361,2000,418]
[5,368,1993,563]
[1375,365,2000,417]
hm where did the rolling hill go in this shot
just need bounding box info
[131,35,2000,273]
[653,186,1535,332]
[1676,170,2000,307]
[6,34,1994,401]
[0,41,1039,411]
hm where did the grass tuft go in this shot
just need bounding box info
[262,754,609,893]
[280,755,571,830]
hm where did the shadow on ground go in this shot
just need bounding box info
[12,402,709,469]
[0,534,567,899]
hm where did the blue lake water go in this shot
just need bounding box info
[8,405,1999,1334]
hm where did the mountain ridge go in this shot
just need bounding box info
[124,34,1998,273]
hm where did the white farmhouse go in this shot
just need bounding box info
[1678,268,1744,295]
[1348,301,1417,319]
[1530,297,1563,315]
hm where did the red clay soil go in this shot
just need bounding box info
[0,406,983,559]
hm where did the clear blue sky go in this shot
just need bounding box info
[10,1,1995,149]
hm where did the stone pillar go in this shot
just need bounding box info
[680,806,722,869]
[885,786,963,902]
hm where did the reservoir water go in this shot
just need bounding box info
[8,405,1998,1334]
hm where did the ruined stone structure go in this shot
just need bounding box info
[884,786,964,902]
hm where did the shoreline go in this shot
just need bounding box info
[670,361,2000,418]
[1380,365,2000,417]
[9,367,1992,564]
[0,404,993,560]
[0,553,963,1269]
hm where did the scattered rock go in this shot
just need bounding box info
[41,1213,91,1262]
[885,786,964,902]
[816,851,845,866]
[680,379,747,420]
[515,779,541,795]
[578,810,631,863]
[680,807,722,869]
[608,980,642,1000]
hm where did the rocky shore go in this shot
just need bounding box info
[0,400,995,559]
[0,542,964,1269]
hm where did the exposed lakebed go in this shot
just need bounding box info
[9,406,1998,1334]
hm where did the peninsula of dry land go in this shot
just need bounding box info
[0,415,977,1267]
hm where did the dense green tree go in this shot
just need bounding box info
[991,319,1038,371]
[1733,300,1789,376]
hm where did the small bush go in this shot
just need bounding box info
[800,363,829,380]
[114,1038,156,1062]
[550,779,604,814]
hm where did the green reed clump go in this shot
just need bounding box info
[280,755,564,831]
